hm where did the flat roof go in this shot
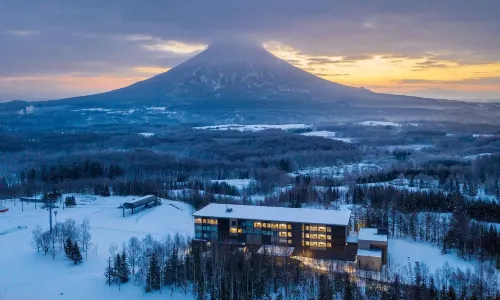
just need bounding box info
[193,203,351,226]
[357,249,382,258]
[358,228,388,243]
[346,235,359,244]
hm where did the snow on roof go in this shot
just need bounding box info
[257,245,295,257]
[358,228,388,243]
[346,235,359,244]
[357,249,382,258]
[193,203,351,226]
[126,195,156,204]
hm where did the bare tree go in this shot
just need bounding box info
[80,218,92,258]
[31,225,42,253]
[39,231,52,255]
[127,237,141,275]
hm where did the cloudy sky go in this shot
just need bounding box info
[1,0,499,101]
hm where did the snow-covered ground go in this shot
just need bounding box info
[138,132,155,137]
[145,107,167,111]
[464,152,493,160]
[0,195,194,300]
[359,121,400,127]
[194,124,311,132]
[72,108,112,112]
[293,163,383,177]
[211,179,255,190]
[389,239,478,273]
[300,131,354,143]
[472,134,495,138]
[384,144,432,151]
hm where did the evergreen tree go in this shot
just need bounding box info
[71,242,83,264]
[113,253,122,284]
[446,285,456,300]
[428,277,438,300]
[145,253,161,292]
[104,257,114,286]
[319,274,333,300]
[64,238,73,259]
[119,250,130,283]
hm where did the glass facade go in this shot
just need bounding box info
[194,218,218,240]
[195,217,342,249]
[302,223,332,249]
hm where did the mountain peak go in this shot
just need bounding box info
[207,38,264,50]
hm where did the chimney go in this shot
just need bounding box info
[225,205,233,213]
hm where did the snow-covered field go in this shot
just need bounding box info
[293,163,383,177]
[464,152,493,160]
[359,121,400,127]
[211,179,255,190]
[300,131,354,143]
[384,144,432,151]
[0,195,194,300]
[194,124,311,132]
[138,132,155,137]
[472,134,495,138]
[389,239,477,273]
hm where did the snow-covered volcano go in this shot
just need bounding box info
[131,40,368,99]
[52,40,441,110]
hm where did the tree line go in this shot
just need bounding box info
[103,234,500,299]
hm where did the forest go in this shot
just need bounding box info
[1,121,499,298]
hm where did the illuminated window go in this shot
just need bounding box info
[230,228,237,234]
[279,224,287,230]
[305,225,310,231]
[272,223,279,229]
[305,241,310,246]
[288,224,292,230]
[327,235,331,240]
[318,226,326,232]
[203,219,207,224]
[310,242,318,247]
[318,234,326,240]
[287,232,292,237]
[238,228,242,233]
[310,234,318,239]
[326,227,331,232]
[279,231,287,237]
[288,240,293,244]
[318,242,326,248]
[310,226,317,231]
[327,243,331,247]
[195,218,202,224]
[305,233,310,238]
[254,222,262,228]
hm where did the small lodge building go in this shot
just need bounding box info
[193,203,388,271]
[122,195,159,216]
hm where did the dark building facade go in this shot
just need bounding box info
[193,203,359,261]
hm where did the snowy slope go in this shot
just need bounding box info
[0,195,194,300]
